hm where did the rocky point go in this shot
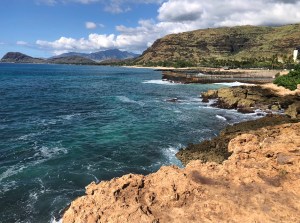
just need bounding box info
[63,122,300,223]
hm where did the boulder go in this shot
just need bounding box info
[237,98,255,108]
[201,89,218,99]
[285,102,300,119]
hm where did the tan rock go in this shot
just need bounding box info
[201,89,218,99]
[237,98,255,108]
[285,102,300,119]
[63,123,300,223]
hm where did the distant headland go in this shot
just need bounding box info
[0,49,139,65]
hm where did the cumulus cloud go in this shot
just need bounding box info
[36,0,300,54]
[157,0,300,28]
[85,22,97,29]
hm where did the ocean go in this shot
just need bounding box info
[0,64,259,223]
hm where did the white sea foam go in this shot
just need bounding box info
[0,165,26,183]
[162,144,184,167]
[116,96,145,106]
[37,146,68,159]
[58,113,81,120]
[214,81,255,86]
[0,180,17,194]
[18,132,41,141]
[142,80,181,85]
[50,217,62,223]
[216,115,227,121]
[0,146,68,183]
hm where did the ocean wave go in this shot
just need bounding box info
[214,81,255,87]
[162,144,184,167]
[0,146,68,183]
[142,80,181,85]
[216,115,227,121]
[116,96,145,106]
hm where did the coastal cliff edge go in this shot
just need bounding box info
[63,121,300,223]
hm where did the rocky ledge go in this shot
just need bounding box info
[201,84,300,116]
[176,115,299,166]
[63,121,300,223]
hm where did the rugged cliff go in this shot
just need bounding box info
[63,121,300,223]
[135,24,300,64]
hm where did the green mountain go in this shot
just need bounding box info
[47,56,97,65]
[135,24,300,65]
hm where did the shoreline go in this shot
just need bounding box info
[63,117,300,222]
[61,81,300,222]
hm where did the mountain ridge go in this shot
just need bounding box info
[135,23,300,65]
[0,49,139,64]
[51,49,139,62]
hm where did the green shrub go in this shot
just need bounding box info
[273,68,300,90]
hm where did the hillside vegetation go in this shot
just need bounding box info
[274,65,300,90]
[134,24,300,68]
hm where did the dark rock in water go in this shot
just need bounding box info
[176,115,300,166]
[237,107,255,113]
[202,97,209,103]
[167,98,179,103]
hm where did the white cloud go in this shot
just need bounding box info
[36,0,300,55]
[85,22,97,29]
[157,0,300,28]
[16,41,29,45]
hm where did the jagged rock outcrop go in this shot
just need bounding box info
[202,85,300,114]
[135,23,300,64]
[176,115,299,166]
[63,122,300,223]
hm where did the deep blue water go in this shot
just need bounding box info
[0,64,259,223]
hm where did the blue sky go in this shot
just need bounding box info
[1,0,300,58]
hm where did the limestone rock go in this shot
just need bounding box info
[285,102,300,119]
[201,89,218,102]
[202,85,300,114]
[63,122,300,223]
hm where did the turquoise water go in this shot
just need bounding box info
[0,64,259,223]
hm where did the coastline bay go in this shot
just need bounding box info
[0,64,260,223]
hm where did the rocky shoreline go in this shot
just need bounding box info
[63,120,300,223]
[61,84,300,223]
[201,85,300,116]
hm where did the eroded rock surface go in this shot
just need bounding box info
[201,85,300,115]
[176,115,299,165]
[63,122,300,223]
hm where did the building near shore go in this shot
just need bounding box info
[293,47,300,62]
